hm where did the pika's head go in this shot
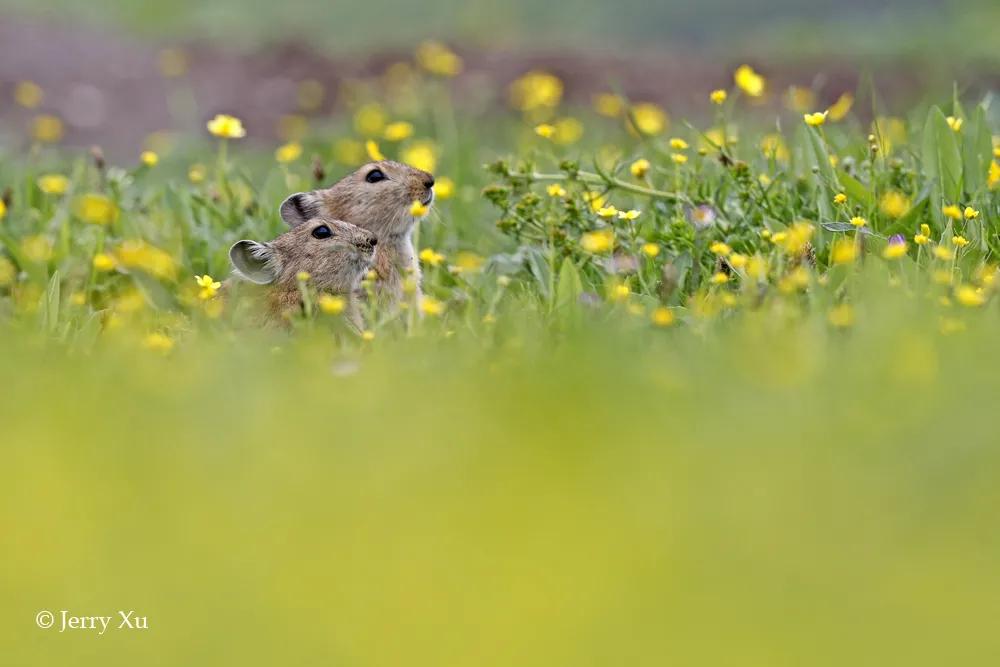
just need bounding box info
[229,216,377,293]
[279,160,435,238]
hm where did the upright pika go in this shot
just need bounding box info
[229,216,377,326]
[278,160,435,306]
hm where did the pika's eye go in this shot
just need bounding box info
[365,169,386,183]
[311,225,333,239]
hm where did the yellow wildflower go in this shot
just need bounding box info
[934,246,954,261]
[879,191,910,218]
[143,333,174,353]
[709,241,732,257]
[546,183,567,198]
[353,103,386,137]
[275,142,303,163]
[611,284,631,301]
[850,216,867,228]
[37,174,69,195]
[74,194,119,225]
[734,65,765,97]
[410,200,430,218]
[945,116,963,132]
[914,233,930,245]
[952,235,969,248]
[942,204,962,220]
[630,158,650,178]
[581,229,614,253]
[93,253,116,272]
[32,115,64,143]
[419,248,445,266]
[628,103,668,136]
[834,193,847,204]
[827,92,854,121]
[709,272,729,285]
[778,266,810,293]
[778,221,815,256]
[140,150,158,167]
[534,123,555,139]
[759,133,789,162]
[115,240,177,280]
[553,117,584,145]
[365,140,386,162]
[830,238,857,265]
[509,71,563,112]
[361,330,376,342]
[882,242,908,260]
[21,235,53,263]
[642,243,660,257]
[0,257,15,287]
[415,41,462,77]
[383,121,414,142]
[669,137,689,150]
[955,285,985,307]
[195,274,222,300]
[618,209,641,221]
[593,93,625,117]
[419,295,445,316]
[14,81,43,108]
[206,114,246,139]
[0,199,5,220]
[710,89,728,105]
[728,253,748,269]
[318,294,346,315]
[671,152,688,164]
[400,140,437,173]
[803,111,828,126]
[990,161,1000,189]
[964,206,979,220]
[785,86,815,112]
[583,191,605,212]
[435,177,455,199]
[827,304,854,328]
[746,255,768,281]
[651,306,675,327]
[596,206,619,219]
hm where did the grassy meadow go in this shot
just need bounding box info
[3,38,1000,664]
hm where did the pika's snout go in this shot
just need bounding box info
[354,230,378,252]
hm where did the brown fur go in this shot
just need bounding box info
[229,216,376,326]
[279,160,435,306]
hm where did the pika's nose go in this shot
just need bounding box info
[424,177,435,189]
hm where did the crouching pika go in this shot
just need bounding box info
[229,216,377,327]
[278,160,435,307]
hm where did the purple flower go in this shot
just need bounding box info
[888,234,905,246]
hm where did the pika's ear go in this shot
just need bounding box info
[229,240,279,284]
[279,191,320,228]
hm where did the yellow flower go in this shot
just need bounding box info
[383,121,414,142]
[419,248,445,267]
[596,206,618,219]
[454,252,484,273]
[593,93,625,117]
[746,255,768,281]
[509,71,563,112]
[318,294,346,314]
[759,133,789,162]
[275,142,302,163]
[583,191,605,211]
[143,333,175,353]
[649,306,674,327]
[709,272,729,285]
[630,158,650,178]
[419,295,445,316]
[365,140,386,162]
[942,204,962,220]
[0,257,15,286]
[188,164,206,184]
[830,238,857,265]
[778,266,811,294]
[37,174,68,195]
[296,271,311,283]
[415,41,462,77]
[14,81,43,108]
[546,183,567,198]
[952,235,969,248]
[964,206,979,220]
[955,285,985,307]
[642,243,660,257]
[669,137,689,150]
[709,89,728,105]
[74,194,119,225]
[93,253,116,272]
[276,114,308,141]
[206,114,246,139]
[850,216,867,228]
[785,86,815,112]
[32,115,64,143]
[140,150,159,167]
[921,223,931,237]
[195,274,222,300]
[833,193,847,204]
[628,103,668,136]
[410,200,430,217]
[827,304,854,328]
[581,229,614,253]
[618,209,641,221]
[435,177,455,199]
[21,235,53,263]
[803,111,828,126]
[115,240,177,280]
[827,92,854,121]
[945,116,963,132]
[728,253,748,269]
[778,222,815,256]
[882,242,908,259]
[361,330,376,342]
[670,152,688,164]
[709,241,732,256]
[934,246,954,261]
[734,65,765,97]
[534,123,555,139]
[611,284,631,301]
[353,103,387,137]
[990,161,1000,189]
[400,140,437,173]
[879,191,910,218]
[553,117,584,145]
[0,199,5,220]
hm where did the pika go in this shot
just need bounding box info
[278,160,435,306]
[229,216,377,326]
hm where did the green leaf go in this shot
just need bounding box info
[804,126,840,221]
[922,106,963,208]
[836,171,874,208]
[38,271,61,334]
[554,258,583,329]
[963,104,993,195]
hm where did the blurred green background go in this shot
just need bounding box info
[0,0,997,62]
